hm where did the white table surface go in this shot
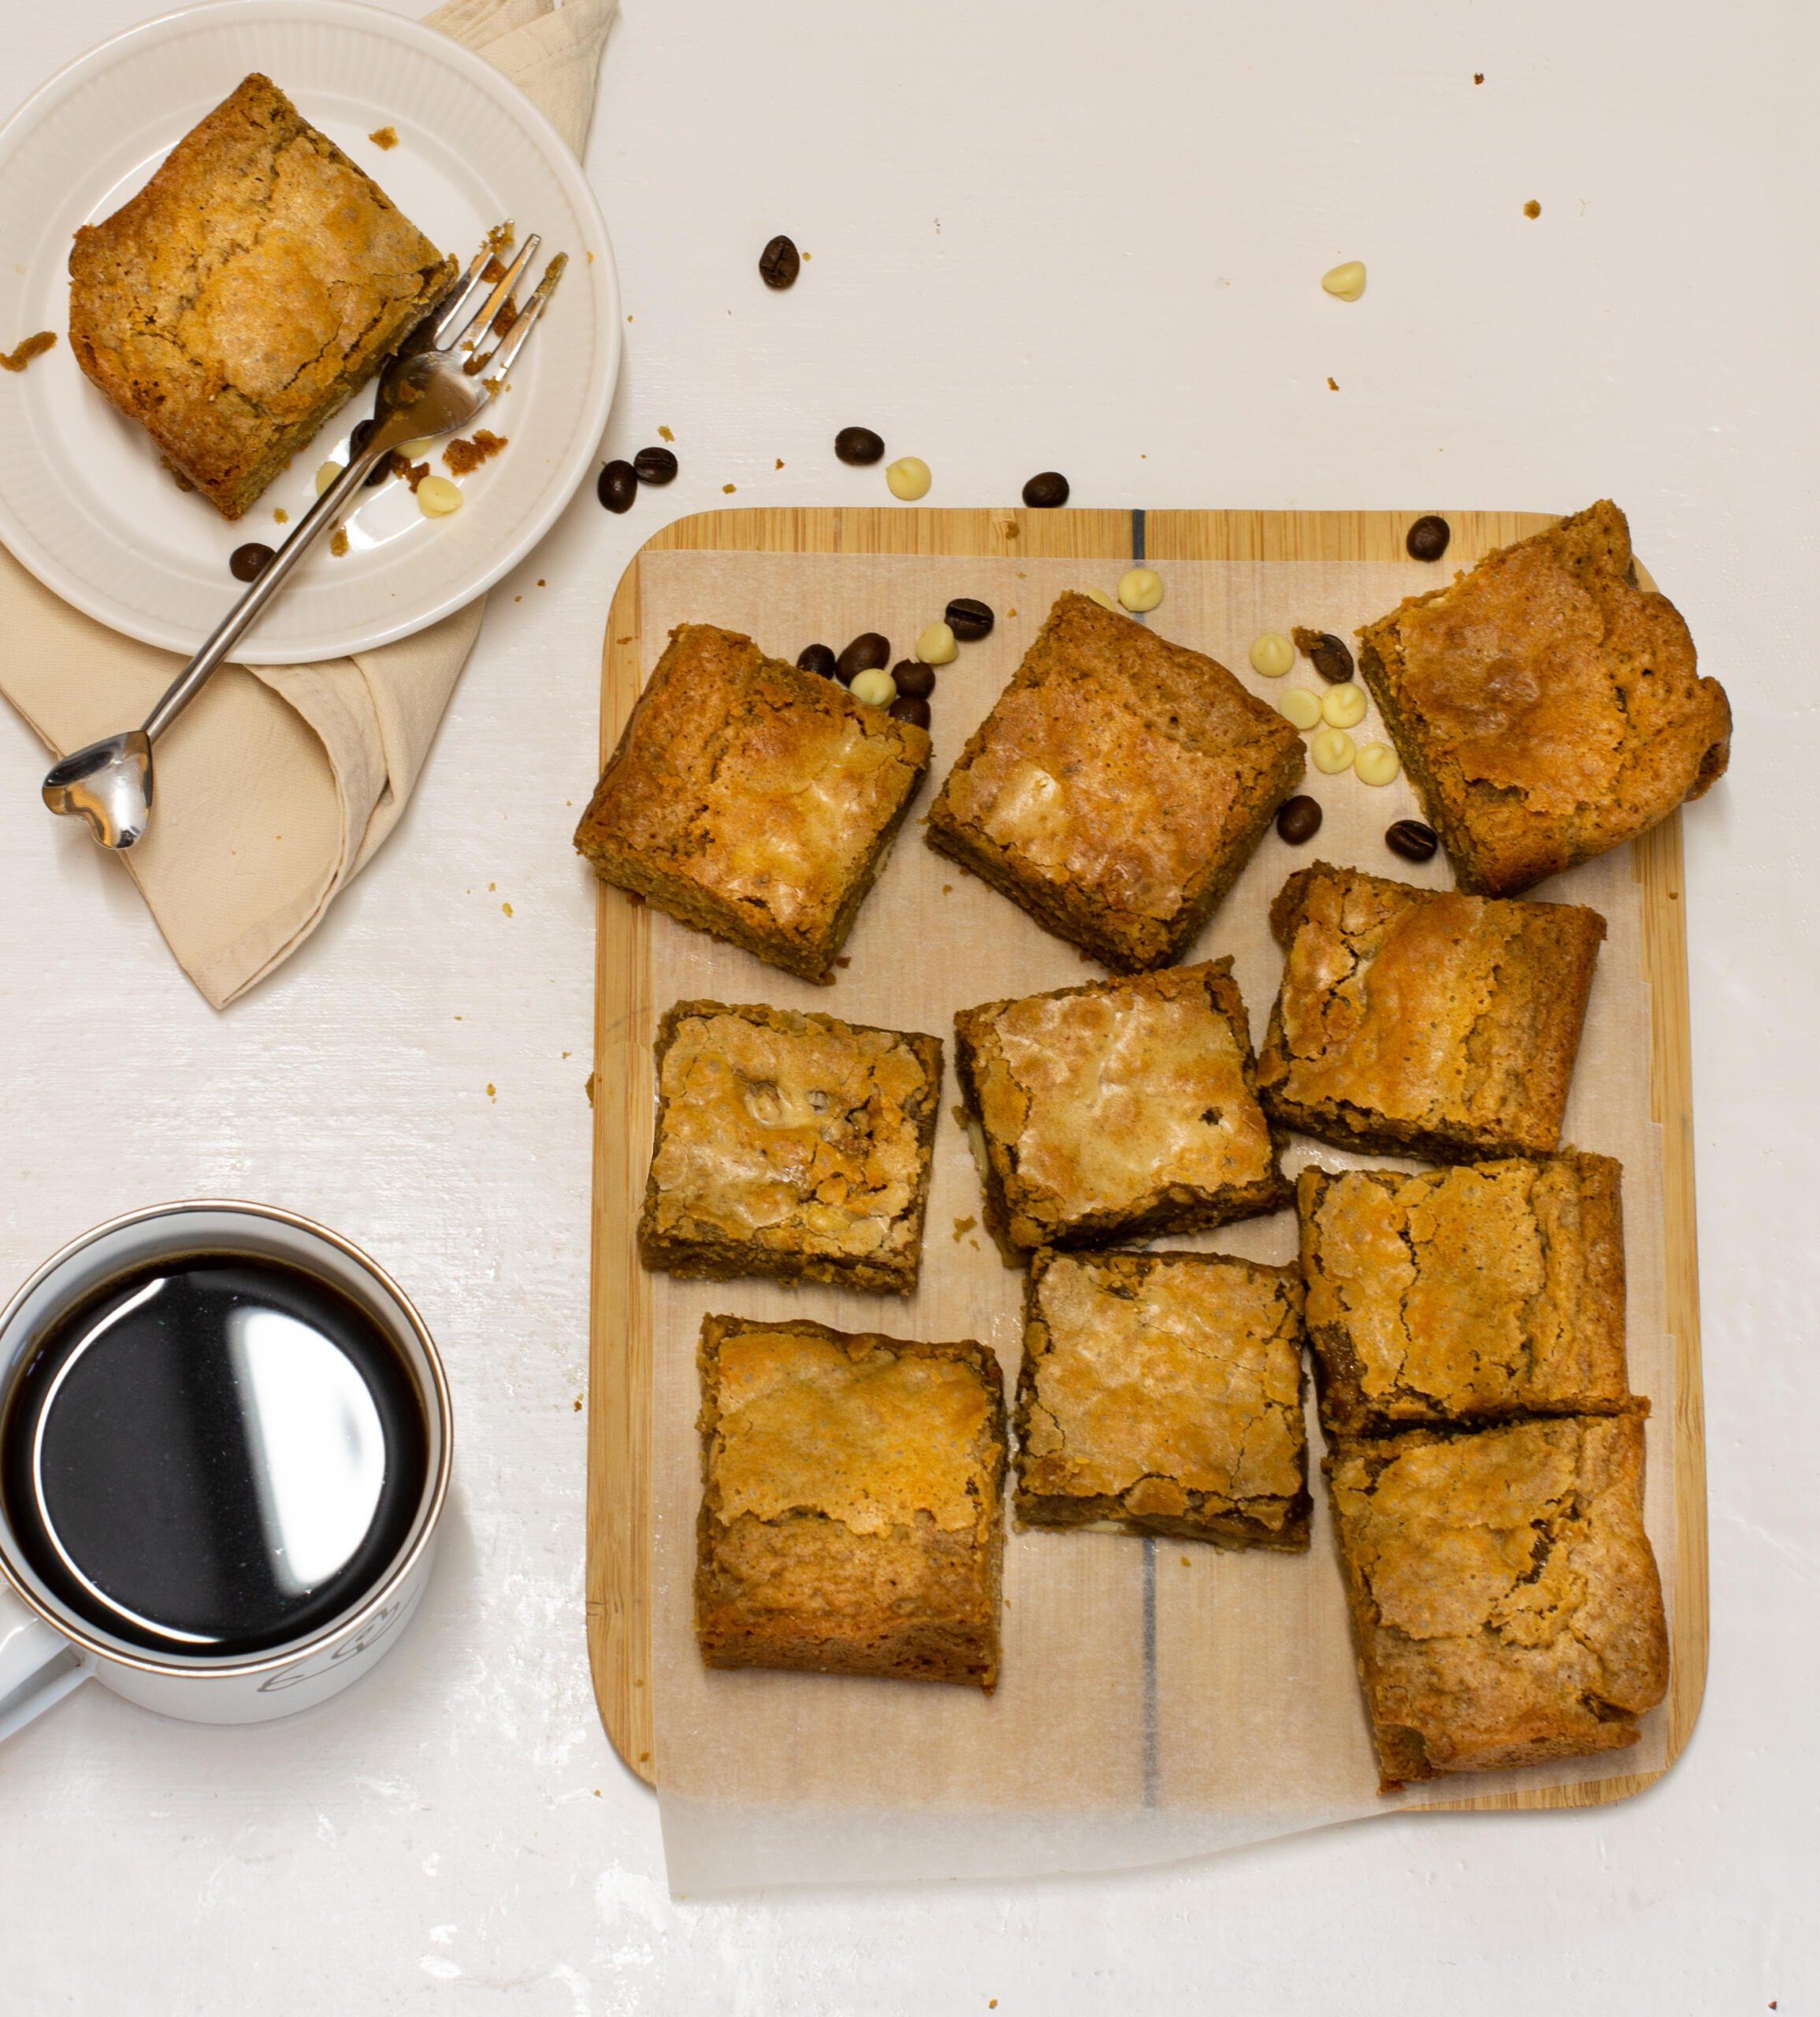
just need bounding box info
[2,0,1815,2008]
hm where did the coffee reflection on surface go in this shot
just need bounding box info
[0,1257,427,1656]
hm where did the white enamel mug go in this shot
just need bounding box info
[0,1201,451,1737]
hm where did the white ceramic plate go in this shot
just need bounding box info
[0,0,618,663]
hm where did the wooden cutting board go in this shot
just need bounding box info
[582,505,1708,1811]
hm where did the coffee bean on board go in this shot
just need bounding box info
[1294,627,1355,684]
[894,660,936,699]
[945,596,994,641]
[836,633,891,683]
[1386,819,1439,864]
[1022,470,1069,509]
[759,235,800,289]
[1406,514,1451,562]
[797,644,839,678]
[835,426,885,466]
[889,695,932,728]
[596,459,637,513]
[1276,795,1324,845]
[633,446,678,485]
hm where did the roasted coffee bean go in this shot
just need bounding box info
[797,643,839,678]
[228,542,275,583]
[834,426,885,466]
[1386,818,1439,864]
[633,445,678,485]
[1022,470,1069,509]
[836,632,891,683]
[596,459,637,512]
[894,660,936,700]
[945,596,994,641]
[759,235,800,289]
[1275,795,1323,845]
[1295,628,1354,684]
[1406,514,1451,562]
[889,694,932,728]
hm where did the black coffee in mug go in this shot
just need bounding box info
[0,1254,429,1657]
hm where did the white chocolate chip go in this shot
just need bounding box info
[1280,688,1323,730]
[315,460,344,496]
[398,436,436,459]
[1083,585,1123,613]
[916,621,957,666]
[886,456,930,500]
[1320,682,1368,729]
[1310,726,1356,774]
[1118,566,1164,613]
[850,667,897,708]
[1321,260,1367,300]
[1250,632,1295,678]
[416,474,463,517]
[1355,740,1401,786]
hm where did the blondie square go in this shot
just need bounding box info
[639,1000,943,1295]
[1357,501,1731,896]
[68,74,453,519]
[1014,1250,1311,1550]
[1298,1154,1631,1436]
[926,592,1306,969]
[953,959,1288,1259]
[574,625,933,982]
[694,1317,1007,1689]
[1326,1413,1669,1787]
[1257,863,1605,1161]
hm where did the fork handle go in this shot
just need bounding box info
[141,437,393,742]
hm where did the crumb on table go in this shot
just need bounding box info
[329,524,349,557]
[368,125,398,150]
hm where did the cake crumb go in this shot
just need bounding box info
[1523,199,1541,218]
[329,524,349,556]
[485,1082,496,1100]
[775,458,785,469]
[444,428,507,476]
[0,330,54,373]
[573,1396,583,1412]
[942,883,953,893]
[273,507,288,524]
[953,1216,977,1239]
[834,956,852,968]
[368,125,398,150]
[1473,71,1484,84]
[722,482,737,493]
[1327,376,1339,391]
[658,425,674,442]
[501,901,513,916]
[585,1072,596,1107]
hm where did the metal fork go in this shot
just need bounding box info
[41,231,566,852]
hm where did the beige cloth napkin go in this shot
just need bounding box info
[0,0,616,1007]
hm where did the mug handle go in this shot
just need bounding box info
[0,1585,90,1740]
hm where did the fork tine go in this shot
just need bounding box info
[450,233,541,355]
[429,242,497,350]
[468,253,567,381]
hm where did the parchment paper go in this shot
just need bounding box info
[630,548,1676,1894]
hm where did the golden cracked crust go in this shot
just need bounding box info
[953,959,1289,1259]
[1326,1413,1669,1787]
[67,74,452,520]
[1356,501,1731,897]
[574,625,933,982]
[1257,863,1605,1161]
[1297,1153,1631,1436]
[695,1316,1006,1689]
[1015,1250,1311,1550]
[638,1000,943,1295]
[926,592,1306,969]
